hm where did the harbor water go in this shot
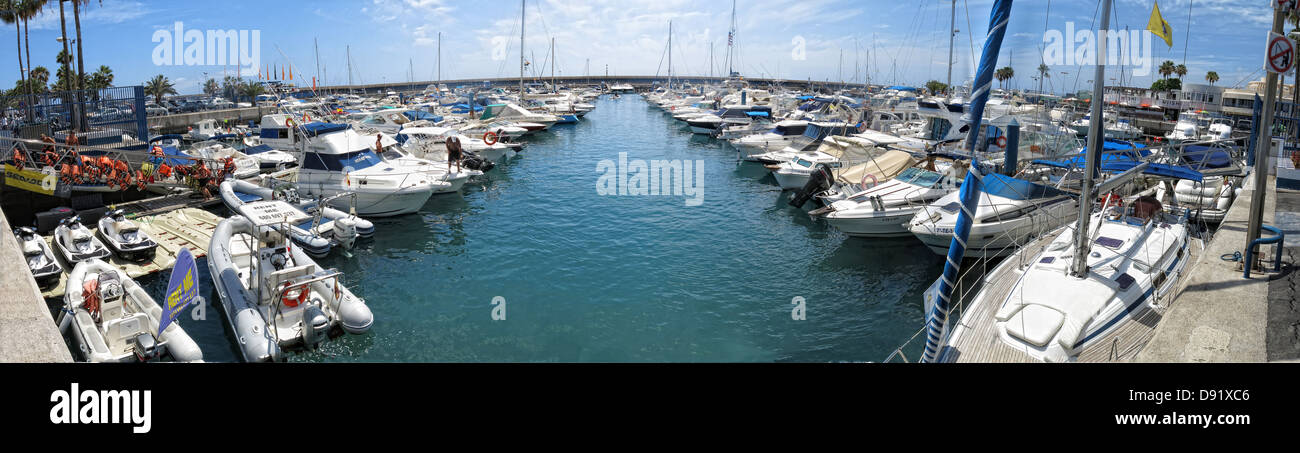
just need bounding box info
[139,95,944,362]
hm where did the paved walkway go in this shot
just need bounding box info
[1266,188,1300,361]
[1138,174,1276,362]
[0,209,72,362]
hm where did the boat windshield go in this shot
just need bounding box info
[895,167,943,188]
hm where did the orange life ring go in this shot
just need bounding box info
[995,136,1007,149]
[281,284,308,308]
[303,113,312,123]
[285,118,297,128]
[483,131,499,146]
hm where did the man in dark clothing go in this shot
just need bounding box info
[446,135,463,173]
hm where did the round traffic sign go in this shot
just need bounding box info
[1269,35,1294,74]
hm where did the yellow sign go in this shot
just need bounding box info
[3,164,56,195]
[1147,1,1173,48]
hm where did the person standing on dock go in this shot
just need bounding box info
[446,134,463,173]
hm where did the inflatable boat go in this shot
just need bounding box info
[58,259,203,362]
[208,215,373,362]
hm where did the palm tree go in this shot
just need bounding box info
[1158,60,1176,80]
[1037,63,1050,94]
[238,81,265,103]
[28,65,48,91]
[1205,71,1219,86]
[994,67,1014,90]
[0,2,26,113]
[144,74,176,105]
[1174,64,1187,80]
[203,78,220,96]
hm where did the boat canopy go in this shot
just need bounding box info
[1179,145,1233,169]
[299,122,352,137]
[981,172,1071,200]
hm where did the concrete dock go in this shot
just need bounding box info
[1138,174,1294,362]
[0,208,72,362]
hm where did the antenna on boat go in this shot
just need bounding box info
[920,0,1015,363]
[1069,0,1113,279]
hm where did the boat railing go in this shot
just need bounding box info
[268,269,345,342]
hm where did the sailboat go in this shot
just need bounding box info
[923,0,1196,363]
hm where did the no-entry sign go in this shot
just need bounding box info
[1267,32,1295,74]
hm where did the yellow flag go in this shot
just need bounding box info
[1147,1,1173,47]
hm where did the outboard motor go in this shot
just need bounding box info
[301,302,330,349]
[789,164,835,208]
[461,152,495,172]
[131,333,159,362]
[332,217,359,250]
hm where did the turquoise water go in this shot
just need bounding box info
[143,95,945,362]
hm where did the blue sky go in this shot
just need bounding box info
[0,0,1276,95]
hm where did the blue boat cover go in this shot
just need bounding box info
[981,172,1070,200]
[1099,161,1203,182]
[243,144,274,155]
[299,122,351,137]
[745,111,770,117]
[1180,145,1232,169]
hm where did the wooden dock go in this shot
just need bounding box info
[39,207,224,299]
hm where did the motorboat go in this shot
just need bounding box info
[207,215,374,362]
[240,137,298,170]
[58,259,203,362]
[52,216,111,264]
[13,226,62,288]
[730,120,809,160]
[793,149,919,207]
[770,135,888,190]
[810,164,965,237]
[369,133,480,194]
[220,180,373,257]
[96,209,159,262]
[907,173,1079,258]
[399,126,521,163]
[750,121,859,165]
[685,106,772,135]
[188,119,223,141]
[292,122,442,216]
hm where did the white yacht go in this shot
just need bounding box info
[292,122,441,216]
[908,173,1079,258]
[730,120,809,161]
[810,164,965,237]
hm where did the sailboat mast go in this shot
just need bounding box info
[727,0,736,76]
[437,32,441,85]
[947,0,956,94]
[668,20,673,90]
[1070,0,1114,278]
[346,45,352,91]
[551,37,556,92]
[514,0,520,94]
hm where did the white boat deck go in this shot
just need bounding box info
[940,230,1202,363]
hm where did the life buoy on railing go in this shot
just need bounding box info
[280,283,308,308]
[483,131,499,146]
[995,136,1008,149]
[303,113,312,123]
[861,173,878,188]
[285,118,297,128]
